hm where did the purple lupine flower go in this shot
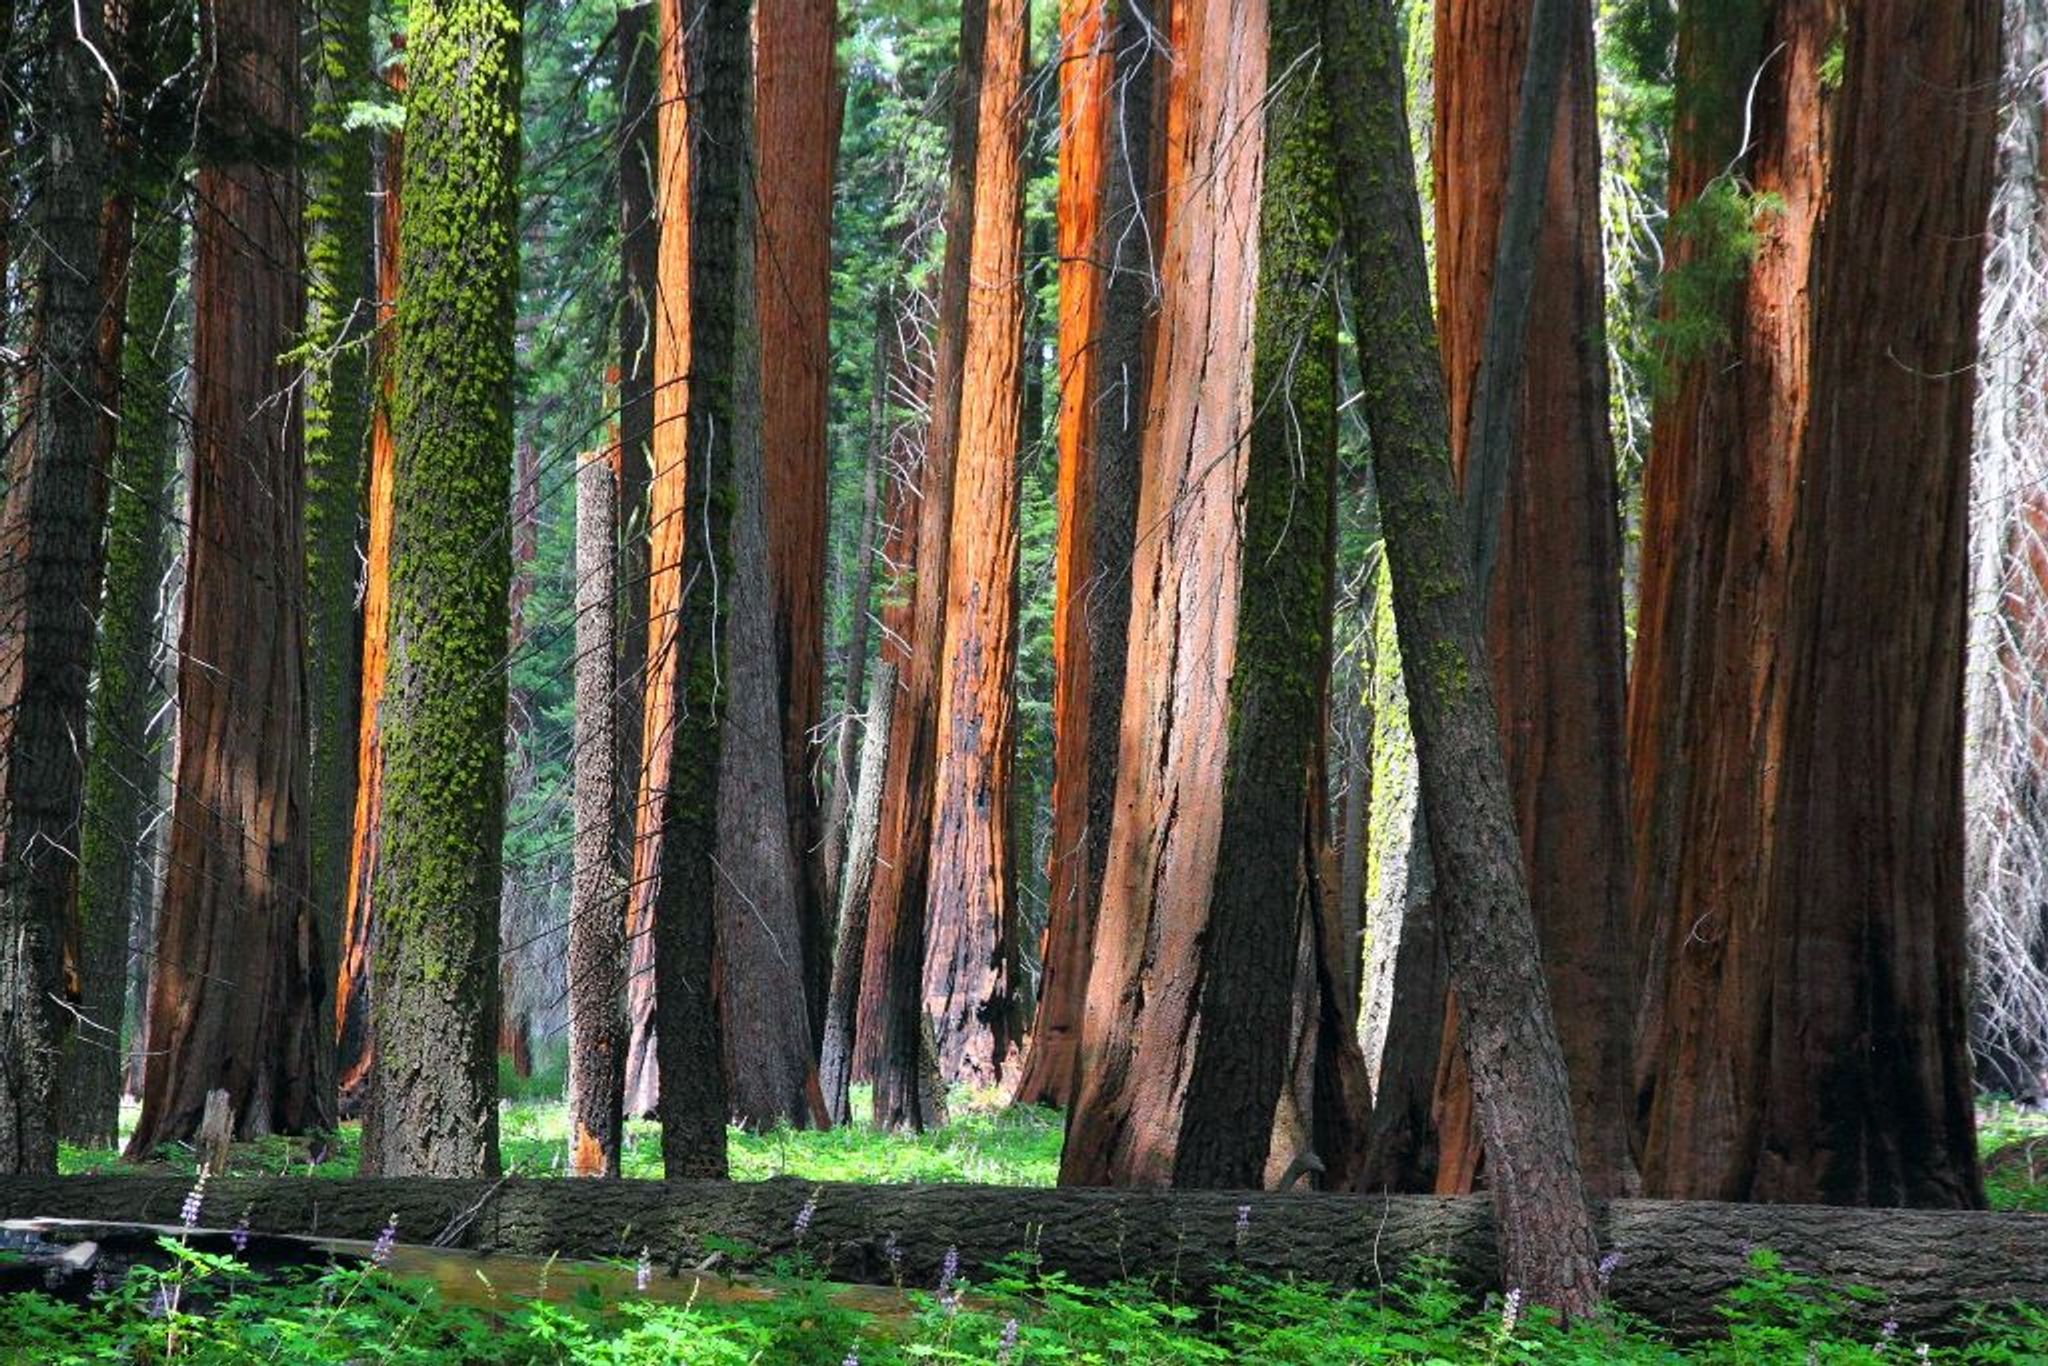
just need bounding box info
[1233,1204,1251,1249]
[371,1213,398,1266]
[882,1231,902,1272]
[635,1246,652,1293]
[90,1266,108,1297]
[1500,1287,1523,1335]
[841,1349,860,1366]
[938,1245,959,1294]
[179,1172,209,1230]
[1597,1250,1623,1291]
[1915,1344,1931,1361]
[997,1316,1020,1363]
[794,1194,818,1237]
[231,1210,251,1255]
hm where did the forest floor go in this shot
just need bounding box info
[14,1098,2048,1362]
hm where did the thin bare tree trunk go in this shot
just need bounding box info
[819,660,896,1124]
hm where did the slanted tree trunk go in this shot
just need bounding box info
[363,0,521,1176]
[1631,0,1996,1209]
[856,0,990,1132]
[1319,0,1599,1312]
[755,0,840,1043]
[0,0,112,1175]
[130,0,328,1153]
[820,297,889,913]
[568,449,627,1175]
[923,0,1029,1090]
[65,183,183,1147]
[303,0,376,1126]
[337,58,406,1120]
[819,662,897,1124]
[1427,0,1631,1199]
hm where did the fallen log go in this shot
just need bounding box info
[0,1177,2041,1336]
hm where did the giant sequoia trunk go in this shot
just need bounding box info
[335,75,404,1118]
[923,0,1029,1090]
[1629,0,1996,1208]
[755,0,840,1042]
[130,0,329,1153]
[0,0,113,1175]
[363,0,521,1177]
[1319,0,1599,1312]
[303,0,376,1116]
[1427,0,1631,1199]
[1011,0,1152,1111]
[1062,0,1367,1189]
[853,0,989,1132]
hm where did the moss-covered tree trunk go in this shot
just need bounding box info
[130,0,330,1153]
[923,0,1029,1090]
[303,0,376,1128]
[362,0,521,1177]
[1630,0,1996,1209]
[0,0,112,1175]
[1318,0,1598,1312]
[336,68,405,1119]
[1427,0,1631,1199]
[854,0,988,1133]
[65,183,183,1148]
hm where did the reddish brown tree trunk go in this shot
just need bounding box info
[1428,0,1632,1198]
[1631,0,1995,1207]
[755,0,840,1044]
[1012,0,1125,1111]
[336,62,404,1117]
[854,0,990,1131]
[923,0,1029,1090]
[130,0,328,1151]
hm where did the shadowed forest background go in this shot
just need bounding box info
[1,0,2047,1351]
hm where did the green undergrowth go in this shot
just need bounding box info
[60,1090,1065,1188]
[7,1242,2048,1365]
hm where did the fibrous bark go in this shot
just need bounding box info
[130,0,328,1153]
[923,0,1030,1090]
[0,0,113,1175]
[1629,0,1996,1208]
[364,0,521,1176]
[755,0,840,1041]
[854,0,989,1132]
[1428,0,1631,1198]
[1319,0,1599,1312]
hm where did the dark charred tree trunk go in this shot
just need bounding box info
[756,0,839,1046]
[303,0,376,1127]
[363,0,520,1176]
[130,0,329,1154]
[923,0,1029,1090]
[1319,0,1599,1312]
[336,67,404,1117]
[1427,0,1632,1198]
[0,0,113,1174]
[854,0,989,1133]
[568,453,626,1175]
[65,180,183,1147]
[1630,0,1996,1209]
